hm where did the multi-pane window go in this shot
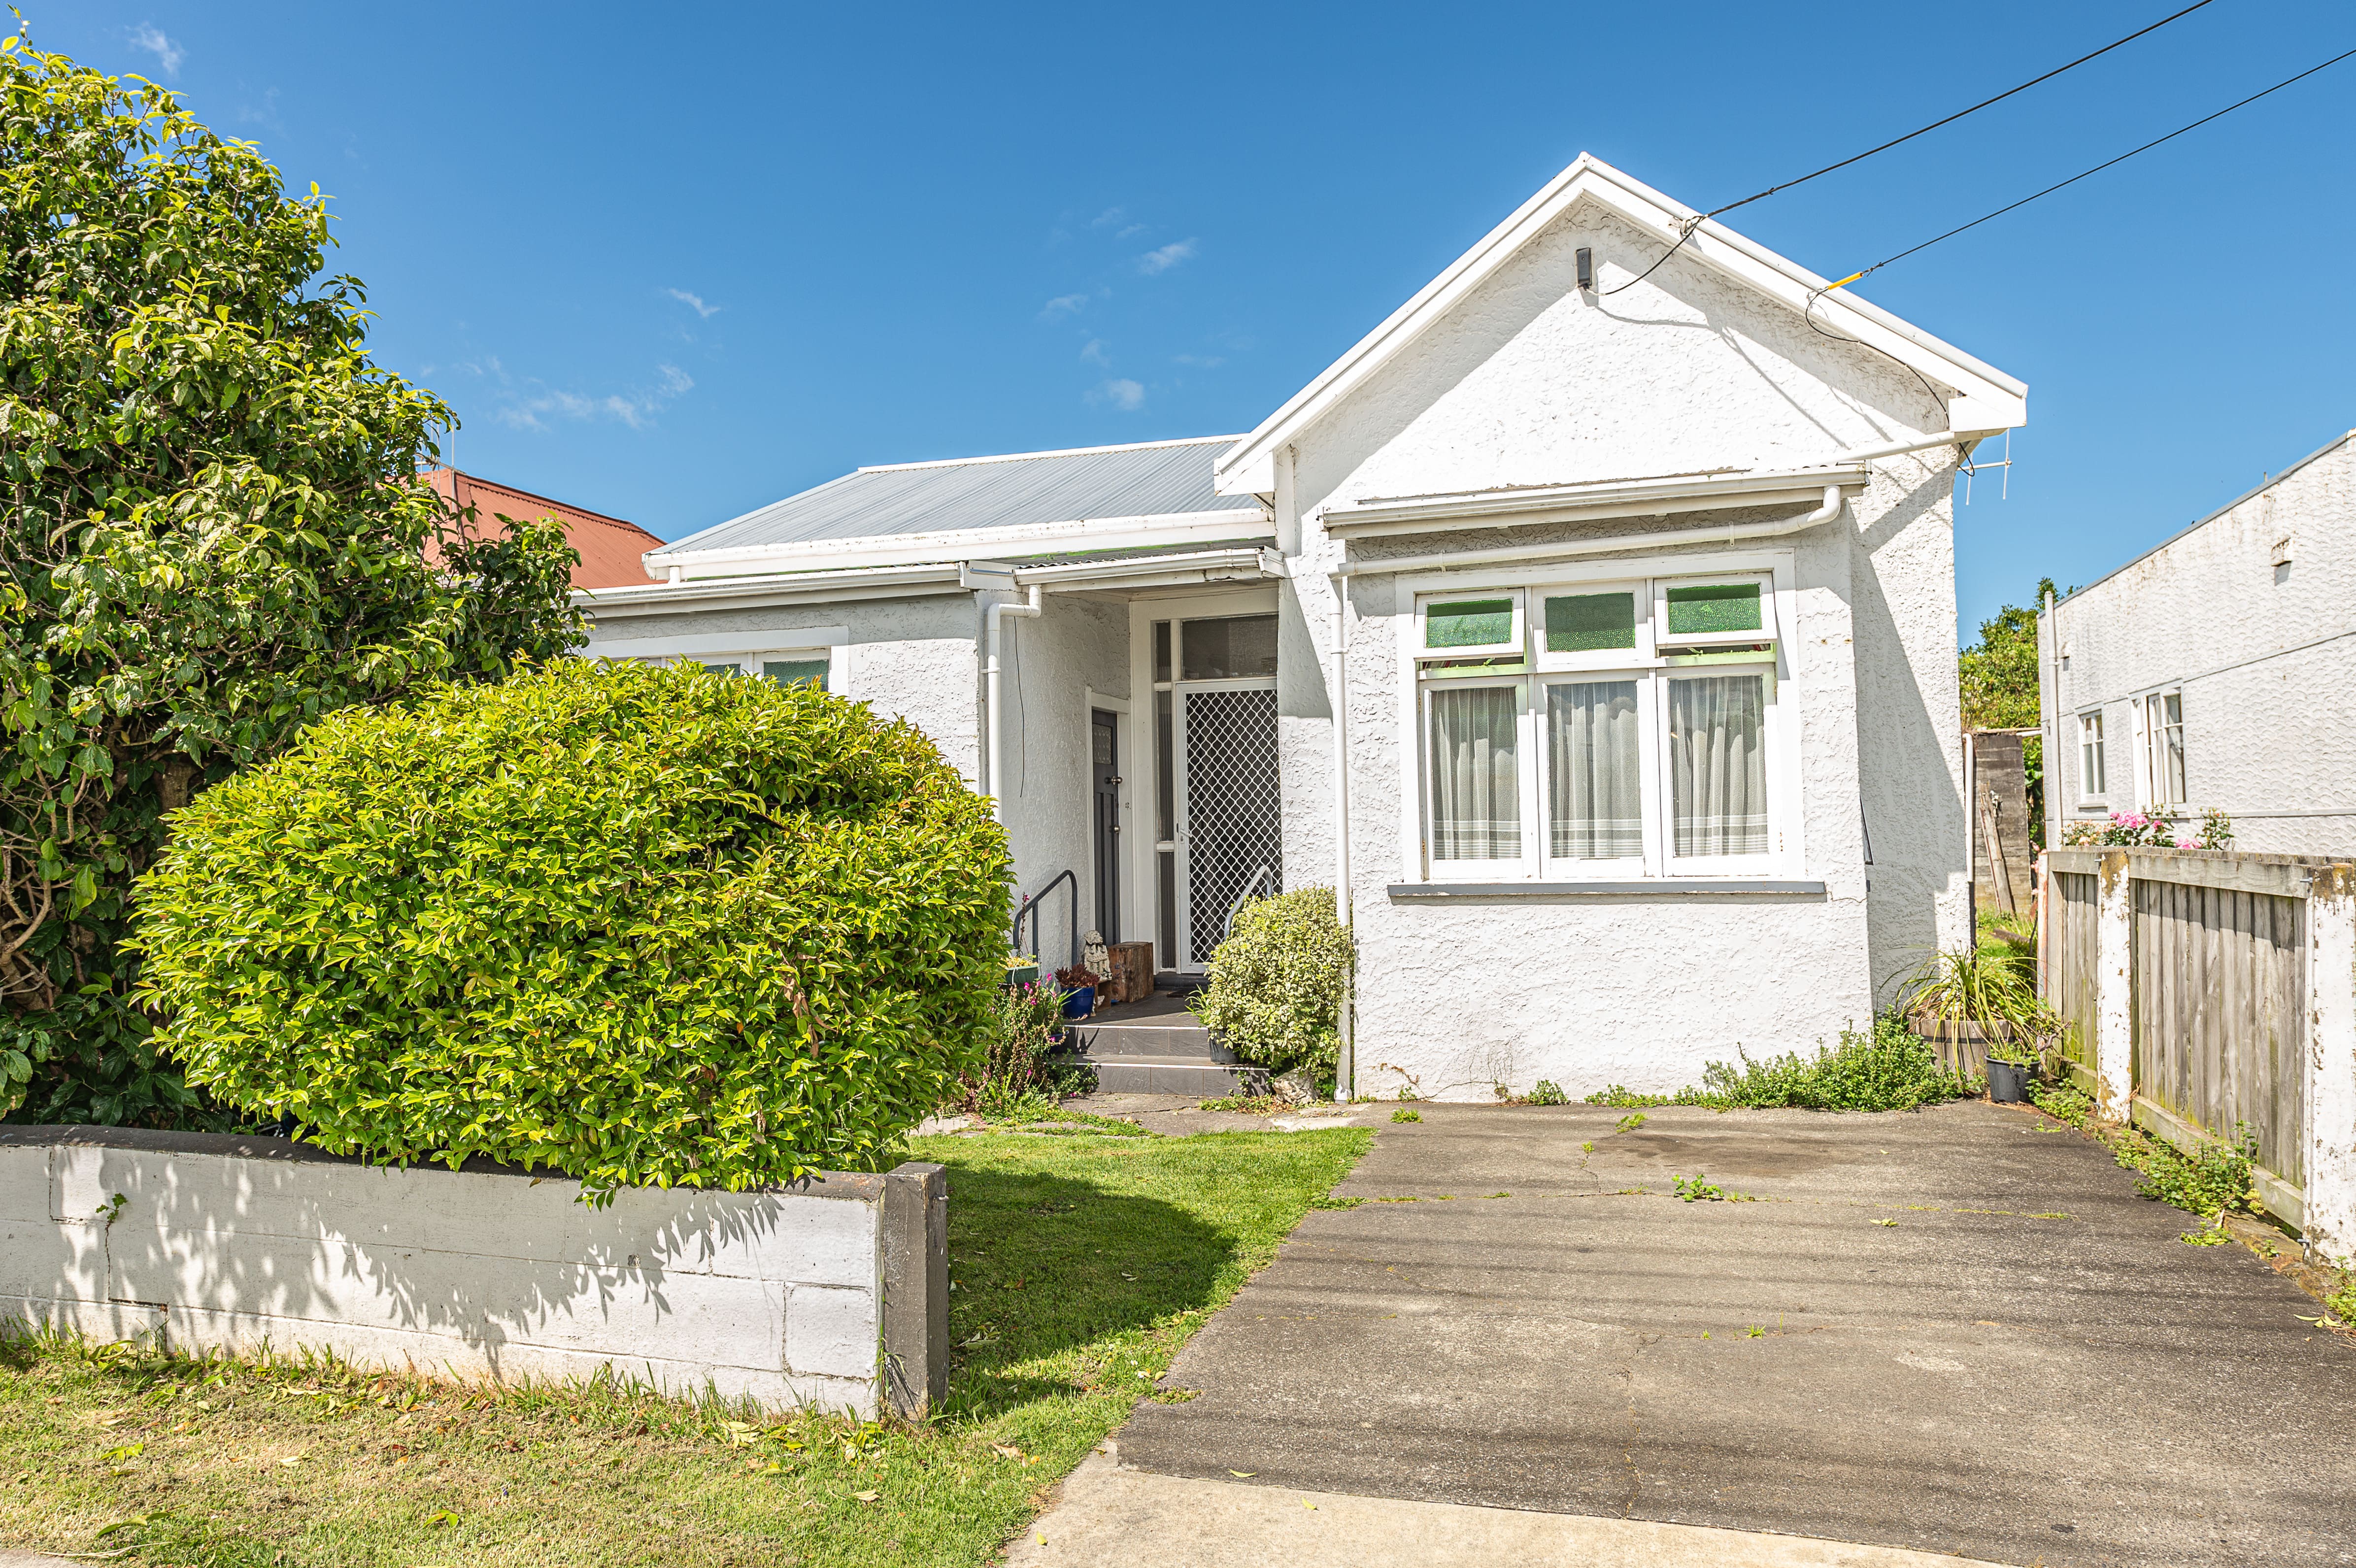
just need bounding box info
[2142,690,2183,806]
[692,651,831,690]
[1415,573,1782,879]
[2078,711,2107,801]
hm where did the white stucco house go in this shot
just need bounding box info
[580,154,2027,1100]
[2037,428,2356,856]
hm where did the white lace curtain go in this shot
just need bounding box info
[1668,674,1768,856]
[1548,680,1642,859]
[1427,686,1520,859]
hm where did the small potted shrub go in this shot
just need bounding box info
[1900,944,2056,1102]
[1055,965,1104,1021]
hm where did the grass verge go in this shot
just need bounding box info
[0,1126,1369,1568]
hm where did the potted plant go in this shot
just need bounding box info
[1054,964,1104,1021]
[1899,943,2056,1102]
[1003,952,1039,987]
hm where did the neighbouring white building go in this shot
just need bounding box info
[581,154,2027,1100]
[2037,429,2356,857]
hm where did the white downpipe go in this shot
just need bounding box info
[1836,429,2000,463]
[1328,569,1353,1104]
[983,585,1043,826]
[1335,485,1844,581]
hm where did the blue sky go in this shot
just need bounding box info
[39,1,2356,637]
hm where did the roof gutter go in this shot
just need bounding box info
[1322,465,1868,541]
[643,507,1273,582]
[1336,484,1845,579]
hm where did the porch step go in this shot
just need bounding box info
[1059,1000,1262,1096]
[1085,1058,1263,1096]
[1070,1019,1238,1062]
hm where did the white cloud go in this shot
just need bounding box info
[1089,378,1145,412]
[1090,207,1127,229]
[129,23,183,77]
[1080,338,1111,367]
[1115,224,1146,240]
[491,363,693,434]
[666,288,721,319]
[1175,353,1225,369]
[1039,293,1089,320]
[1136,239,1197,276]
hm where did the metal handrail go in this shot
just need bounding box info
[1220,864,1277,944]
[1011,868,1081,972]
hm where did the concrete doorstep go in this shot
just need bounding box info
[1008,1448,2005,1568]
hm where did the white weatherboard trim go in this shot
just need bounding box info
[577,565,963,619]
[1215,153,2026,495]
[1322,467,1866,539]
[585,626,849,660]
[647,509,1273,579]
[854,434,1246,474]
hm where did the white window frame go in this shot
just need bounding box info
[1399,551,1799,883]
[1413,588,1526,663]
[2135,687,2184,808]
[1420,674,1539,880]
[1531,578,1652,672]
[581,626,850,693]
[1651,571,1777,651]
[2076,709,2107,805]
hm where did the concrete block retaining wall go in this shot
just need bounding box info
[0,1127,947,1419]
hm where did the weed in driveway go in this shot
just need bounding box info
[1587,1016,1974,1112]
[1672,1174,1748,1203]
[1614,1112,1648,1134]
[2028,1082,2262,1224]
[1390,1108,1422,1124]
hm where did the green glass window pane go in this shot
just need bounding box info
[1543,592,1636,653]
[1664,582,1762,635]
[763,659,829,691]
[1425,598,1514,649]
[700,662,740,675]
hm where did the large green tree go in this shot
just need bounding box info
[0,41,582,1124]
[1958,578,2058,732]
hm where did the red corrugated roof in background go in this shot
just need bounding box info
[423,468,664,589]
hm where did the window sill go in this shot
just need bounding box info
[1387,878,1826,900]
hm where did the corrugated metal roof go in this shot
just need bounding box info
[664,436,1257,555]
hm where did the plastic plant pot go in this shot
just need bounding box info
[1986,1057,2034,1104]
[1061,985,1096,1022]
[1003,964,1039,987]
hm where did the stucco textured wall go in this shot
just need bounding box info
[2045,434,2356,855]
[994,593,1130,958]
[1285,203,1969,1097]
[0,1135,898,1414]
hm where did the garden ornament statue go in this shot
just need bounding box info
[1082,930,1110,975]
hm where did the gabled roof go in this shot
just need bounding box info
[1215,153,2028,495]
[424,467,665,590]
[661,435,1259,559]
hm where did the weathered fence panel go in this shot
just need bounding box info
[2129,878,2305,1185]
[2041,845,2355,1257]
[2050,871,2101,1066]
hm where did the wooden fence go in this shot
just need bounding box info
[2041,847,2353,1259]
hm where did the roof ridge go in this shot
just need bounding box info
[855,434,1246,474]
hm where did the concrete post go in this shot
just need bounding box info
[2304,867,2356,1265]
[882,1161,948,1419]
[2093,849,2135,1119]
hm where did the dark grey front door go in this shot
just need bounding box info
[1092,709,1120,943]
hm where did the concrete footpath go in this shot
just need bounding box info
[1037,1101,2356,1568]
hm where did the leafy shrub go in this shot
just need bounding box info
[1526,1080,1567,1106]
[131,660,1007,1198]
[1190,886,1351,1075]
[0,45,583,1128]
[965,983,1085,1117]
[1584,1017,1974,1112]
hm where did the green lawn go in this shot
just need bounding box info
[0,1126,1368,1568]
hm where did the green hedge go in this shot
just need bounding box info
[131,659,1008,1198]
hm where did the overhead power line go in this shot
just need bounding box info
[1710,0,2218,222]
[1826,41,2356,290]
[1602,0,2221,296]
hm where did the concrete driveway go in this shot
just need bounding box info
[1022,1100,2356,1567]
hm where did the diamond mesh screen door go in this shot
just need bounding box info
[1177,685,1282,968]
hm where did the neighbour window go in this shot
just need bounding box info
[690,651,831,691]
[2078,711,2107,801]
[1413,571,1781,879]
[2142,690,2183,806]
